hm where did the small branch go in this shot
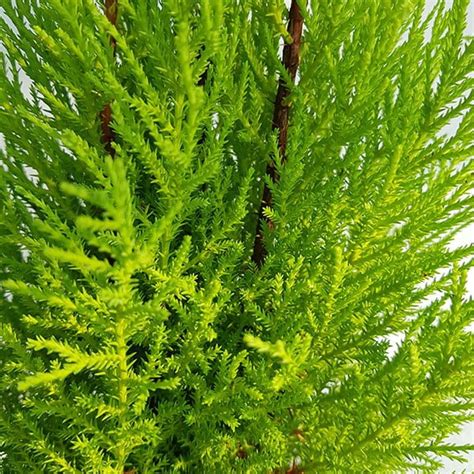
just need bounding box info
[252,0,304,266]
[104,0,118,42]
[100,0,118,157]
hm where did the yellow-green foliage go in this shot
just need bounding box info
[0,0,473,472]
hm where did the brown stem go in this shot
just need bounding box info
[104,0,118,40]
[100,0,118,157]
[251,0,304,266]
[272,460,305,474]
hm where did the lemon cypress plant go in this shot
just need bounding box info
[0,0,473,472]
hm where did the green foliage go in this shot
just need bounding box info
[0,0,473,472]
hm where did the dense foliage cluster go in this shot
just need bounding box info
[0,0,473,472]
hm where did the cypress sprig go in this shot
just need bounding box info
[0,0,473,472]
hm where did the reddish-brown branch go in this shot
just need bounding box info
[100,0,118,157]
[272,460,305,474]
[104,0,118,39]
[251,0,304,266]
